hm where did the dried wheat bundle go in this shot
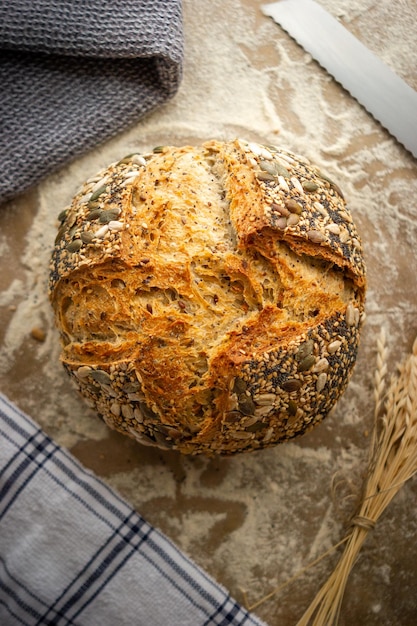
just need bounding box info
[296,330,417,625]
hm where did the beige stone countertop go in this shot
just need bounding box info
[1,1,417,624]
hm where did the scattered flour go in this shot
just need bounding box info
[1,1,417,624]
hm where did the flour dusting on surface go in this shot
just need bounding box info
[1,1,417,624]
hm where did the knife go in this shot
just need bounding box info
[261,0,417,159]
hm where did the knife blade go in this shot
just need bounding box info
[261,0,417,158]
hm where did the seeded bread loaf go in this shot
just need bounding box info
[49,139,366,455]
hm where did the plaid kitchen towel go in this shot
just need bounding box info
[0,393,268,626]
[0,0,183,204]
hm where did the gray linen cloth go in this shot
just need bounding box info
[0,0,184,204]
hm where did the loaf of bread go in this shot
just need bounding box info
[49,139,366,454]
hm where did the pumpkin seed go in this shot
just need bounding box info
[285,199,303,214]
[282,379,302,392]
[288,400,298,416]
[238,395,256,416]
[233,378,248,395]
[66,239,82,253]
[90,370,112,385]
[99,208,121,224]
[302,181,319,192]
[80,231,95,244]
[87,208,102,221]
[298,354,316,372]
[296,340,314,361]
[123,382,141,393]
[55,224,67,244]
[256,171,276,182]
[57,208,68,223]
[271,202,290,217]
[89,184,107,202]
[259,160,277,176]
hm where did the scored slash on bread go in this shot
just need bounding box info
[49,139,366,454]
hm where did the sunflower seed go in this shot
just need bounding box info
[316,372,327,392]
[254,405,273,417]
[110,402,121,417]
[287,214,300,226]
[133,408,144,423]
[339,228,350,243]
[314,201,328,217]
[128,428,157,446]
[328,340,342,354]
[307,230,326,243]
[312,358,329,373]
[94,225,109,239]
[255,392,277,406]
[108,220,124,231]
[345,303,357,326]
[291,177,304,194]
[229,430,253,440]
[248,142,263,156]
[277,152,296,165]
[121,404,134,420]
[76,366,92,379]
[278,176,290,192]
[241,415,261,427]
[325,223,341,235]
[262,427,274,442]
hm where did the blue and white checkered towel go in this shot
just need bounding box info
[0,394,268,626]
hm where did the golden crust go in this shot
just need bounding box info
[49,139,366,455]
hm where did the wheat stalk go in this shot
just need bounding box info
[246,331,417,622]
[296,332,417,625]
